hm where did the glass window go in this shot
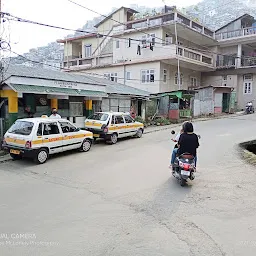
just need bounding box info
[116,40,120,49]
[59,121,77,133]
[141,70,155,83]
[37,123,43,136]
[85,45,92,57]
[126,71,131,80]
[244,82,252,94]
[115,115,125,124]
[87,113,109,121]
[190,77,197,87]
[175,73,183,85]
[124,115,134,123]
[43,123,60,135]
[8,121,34,135]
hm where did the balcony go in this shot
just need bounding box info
[113,11,214,39]
[216,55,236,69]
[215,27,256,41]
[63,55,113,69]
[177,46,213,66]
[241,56,256,68]
[63,57,93,69]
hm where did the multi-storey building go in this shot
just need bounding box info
[57,6,256,111]
[202,14,256,109]
[57,6,216,94]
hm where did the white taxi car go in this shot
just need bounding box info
[84,112,144,144]
[2,117,93,164]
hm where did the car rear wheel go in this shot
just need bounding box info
[80,139,91,152]
[110,133,118,144]
[10,153,22,160]
[34,149,49,164]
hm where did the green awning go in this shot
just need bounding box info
[8,83,108,98]
[150,91,183,99]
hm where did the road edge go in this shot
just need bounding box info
[238,140,256,166]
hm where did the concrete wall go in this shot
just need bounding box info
[160,63,201,92]
[237,73,256,109]
[79,61,161,93]
[112,28,172,63]
[202,74,238,88]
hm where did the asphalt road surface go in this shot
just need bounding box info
[1,114,256,256]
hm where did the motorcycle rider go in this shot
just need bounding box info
[247,101,253,113]
[178,121,199,167]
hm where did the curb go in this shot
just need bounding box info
[238,140,256,166]
[144,112,243,134]
[0,154,12,163]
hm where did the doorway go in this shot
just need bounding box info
[222,93,230,113]
[138,100,142,116]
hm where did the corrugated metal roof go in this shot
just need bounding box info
[9,84,108,98]
[3,65,150,97]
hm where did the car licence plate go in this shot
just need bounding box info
[93,134,100,138]
[10,149,20,155]
[181,170,190,176]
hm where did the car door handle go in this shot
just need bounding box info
[45,137,49,139]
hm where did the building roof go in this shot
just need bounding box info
[84,75,150,97]
[94,6,138,28]
[2,65,149,97]
[57,33,97,43]
[215,14,255,32]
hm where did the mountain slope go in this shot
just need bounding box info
[8,0,256,69]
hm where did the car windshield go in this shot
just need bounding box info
[87,113,109,121]
[8,121,34,135]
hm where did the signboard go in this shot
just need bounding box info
[53,81,78,89]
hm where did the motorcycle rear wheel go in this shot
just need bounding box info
[179,178,186,187]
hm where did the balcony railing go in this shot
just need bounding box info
[114,12,214,38]
[216,55,236,69]
[63,57,92,68]
[241,56,256,67]
[177,46,213,65]
[215,26,256,40]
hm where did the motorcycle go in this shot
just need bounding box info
[170,130,200,186]
[245,102,254,114]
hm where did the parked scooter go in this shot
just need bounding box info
[170,130,200,186]
[245,101,255,114]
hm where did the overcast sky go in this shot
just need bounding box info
[2,0,202,55]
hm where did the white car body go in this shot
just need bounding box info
[84,112,144,144]
[3,117,93,164]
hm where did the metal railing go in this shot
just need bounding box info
[215,26,256,40]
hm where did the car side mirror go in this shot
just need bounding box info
[198,135,201,139]
[171,130,175,134]
[75,128,80,132]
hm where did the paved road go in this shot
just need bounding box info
[0,114,256,256]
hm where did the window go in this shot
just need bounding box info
[87,113,109,121]
[116,40,120,49]
[59,121,77,133]
[110,73,118,82]
[124,115,134,123]
[141,35,147,48]
[141,69,155,83]
[8,121,34,135]
[37,123,43,136]
[126,71,131,80]
[175,73,183,85]
[43,123,60,135]
[163,69,167,83]
[104,73,117,82]
[244,74,253,81]
[85,44,92,57]
[190,77,197,87]
[165,34,172,45]
[126,38,131,48]
[104,73,110,80]
[150,34,155,46]
[115,115,125,124]
[244,82,252,94]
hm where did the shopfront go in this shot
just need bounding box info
[0,65,108,131]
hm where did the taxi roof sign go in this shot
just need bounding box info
[41,115,48,118]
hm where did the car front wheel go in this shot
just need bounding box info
[80,139,92,152]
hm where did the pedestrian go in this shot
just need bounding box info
[49,108,61,119]
[25,106,34,118]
